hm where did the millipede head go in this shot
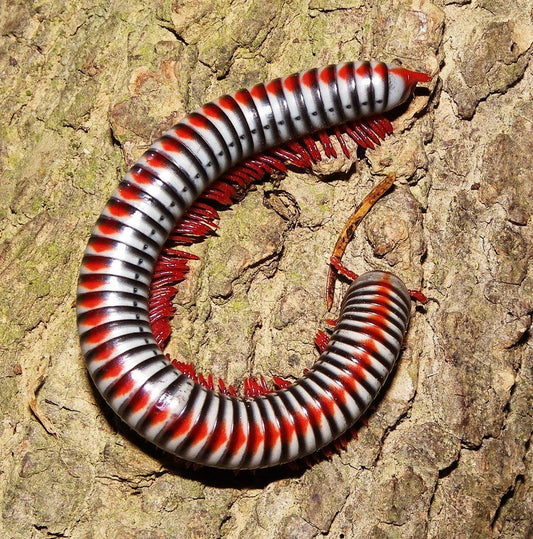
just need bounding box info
[388,66,432,105]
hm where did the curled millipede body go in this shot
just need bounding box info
[77,61,429,469]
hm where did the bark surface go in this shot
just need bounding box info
[1,0,532,537]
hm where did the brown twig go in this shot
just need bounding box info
[326,173,396,310]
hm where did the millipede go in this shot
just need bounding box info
[77,61,431,469]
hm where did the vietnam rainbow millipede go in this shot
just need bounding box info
[77,61,430,469]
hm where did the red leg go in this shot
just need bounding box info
[408,289,428,304]
[314,330,330,353]
[273,376,292,390]
[329,256,359,281]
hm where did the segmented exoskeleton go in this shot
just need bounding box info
[77,61,429,469]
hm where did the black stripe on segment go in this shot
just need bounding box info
[95,216,162,253]
[218,95,249,158]
[236,89,267,152]
[195,394,227,465]
[191,112,232,166]
[277,388,308,460]
[343,288,410,323]
[91,342,160,384]
[83,327,155,364]
[218,398,245,468]
[78,272,149,297]
[145,144,204,196]
[106,195,172,234]
[88,234,157,269]
[341,290,406,321]
[347,293,410,325]
[203,102,244,162]
[286,74,313,133]
[78,290,148,315]
[153,381,200,448]
[345,63,361,118]
[336,314,403,349]
[103,356,165,402]
[332,337,396,383]
[265,78,298,139]
[81,317,152,347]
[301,374,340,439]
[245,400,268,468]
[118,363,176,419]
[320,352,370,412]
[176,388,214,458]
[342,301,408,336]
[346,274,409,303]
[326,338,388,388]
[332,332,394,375]
[335,318,402,357]
[360,61,374,113]
[130,164,189,213]
[251,83,281,143]
[241,400,257,468]
[324,346,381,404]
[290,383,324,452]
[183,115,222,177]
[309,365,353,426]
[303,68,328,127]
[78,305,149,328]
[136,375,188,434]
[82,254,152,284]
[317,353,354,378]
[355,368,384,401]
[118,179,177,224]
[380,62,390,111]
[266,393,291,464]
[326,65,346,122]
[379,280,411,314]
[255,397,275,467]
[80,320,153,345]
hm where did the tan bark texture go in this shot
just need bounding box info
[1,0,532,537]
